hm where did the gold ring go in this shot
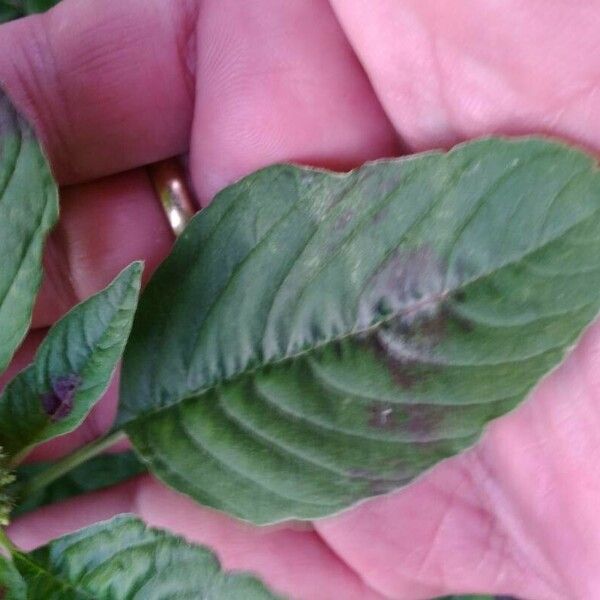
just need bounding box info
[149,159,196,237]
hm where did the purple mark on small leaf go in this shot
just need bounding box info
[41,374,82,422]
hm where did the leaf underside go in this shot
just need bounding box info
[121,137,600,524]
[11,515,279,599]
[0,263,142,459]
[0,88,58,374]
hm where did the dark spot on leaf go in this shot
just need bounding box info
[369,337,421,389]
[410,308,448,344]
[449,308,474,333]
[454,290,466,303]
[331,341,343,359]
[41,374,82,422]
[366,399,442,439]
[405,404,443,438]
[388,362,420,389]
[374,297,394,319]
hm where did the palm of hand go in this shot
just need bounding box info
[1,1,599,598]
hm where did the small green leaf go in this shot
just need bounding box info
[121,137,600,524]
[10,515,279,599]
[0,555,27,600]
[0,88,59,374]
[0,262,142,460]
[13,450,146,517]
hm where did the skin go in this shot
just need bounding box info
[0,0,599,597]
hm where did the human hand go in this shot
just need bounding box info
[1,1,599,598]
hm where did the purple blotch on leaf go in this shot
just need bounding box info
[41,374,82,422]
[358,246,475,397]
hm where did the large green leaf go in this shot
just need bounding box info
[0,88,59,374]
[121,137,600,524]
[13,450,146,517]
[10,514,279,598]
[0,263,142,460]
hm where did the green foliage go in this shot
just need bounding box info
[0,263,142,462]
[13,450,146,517]
[10,515,280,599]
[0,88,58,373]
[121,137,600,524]
[0,0,60,23]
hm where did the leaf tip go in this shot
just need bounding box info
[120,261,144,295]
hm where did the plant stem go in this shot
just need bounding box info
[19,430,127,498]
[0,527,18,556]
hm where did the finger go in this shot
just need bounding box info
[0,0,197,184]
[471,319,600,597]
[330,0,600,152]
[190,0,400,203]
[316,455,560,599]
[32,168,173,329]
[0,330,125,462]
[8,477,384,600]
[8,480,139,549]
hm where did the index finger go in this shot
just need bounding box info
[0,0,197,184]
